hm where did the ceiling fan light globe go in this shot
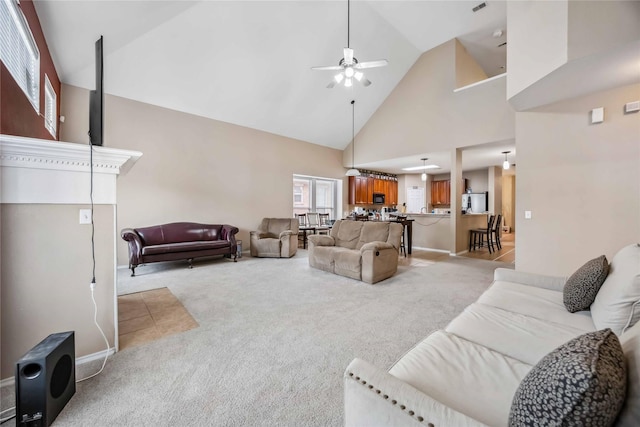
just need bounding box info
[334,73,344,83]
[354,71,363,81]
[344,67,355,78]
[344,78,353,87]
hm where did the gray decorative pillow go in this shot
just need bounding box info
[509,329,626,427]
[563,255,609,313]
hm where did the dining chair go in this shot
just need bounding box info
[317,213,331,235]
[470,215,496,253]
[307,213,320,227]
[295,213,307,227]
[295,213,307,247]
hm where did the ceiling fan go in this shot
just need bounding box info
[312,0,388,88]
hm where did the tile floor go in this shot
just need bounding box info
[118,288,198,350]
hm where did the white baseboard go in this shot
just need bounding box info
[0,347,116,388]
[454,250,469,256]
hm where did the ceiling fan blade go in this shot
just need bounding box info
[354,59,388,69]
[360,77,372,87]
[343,47,354,65]
[326,81,337,89]
[311,65,343,71]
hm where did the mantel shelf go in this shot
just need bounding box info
[0,134,143,205]
[0,134,142,175]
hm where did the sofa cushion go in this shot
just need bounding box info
[356,222,391,250]
[389,331,531,427]
[478,281,596,332]
[446,303,593,366]
[250,237,281,257]
[330,220,363,249]
[142,240,229,255]
[264,218,298,235]
[333,248,362,281]
[591,243,640,336]
[618,320,640,426]
[509,329,627,427]
[137,222,222,245]
[308,245,335,273]
[563,255,609,313]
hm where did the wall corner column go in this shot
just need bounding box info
[450,148,463,254]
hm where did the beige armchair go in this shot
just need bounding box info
[250,218,299,258]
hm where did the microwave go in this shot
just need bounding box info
[373,193,385,204]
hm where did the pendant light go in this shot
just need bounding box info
[420,158,428,181]
[345,100,360,176]
[502,151,511,170]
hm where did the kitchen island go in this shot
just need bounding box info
[405,213,488,254]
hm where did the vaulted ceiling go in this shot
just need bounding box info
[34,0,508,154]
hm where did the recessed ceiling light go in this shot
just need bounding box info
[402,164,440,171]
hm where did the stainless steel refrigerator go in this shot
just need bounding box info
[462,192,488,213]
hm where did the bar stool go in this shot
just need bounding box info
[395,215,407,257]
[470,215,496,253]
[492,214,502,250]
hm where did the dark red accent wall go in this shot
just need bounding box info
[0,0,61,140]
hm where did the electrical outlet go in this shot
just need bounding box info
[79,209,92,224]
[524,210,532,219]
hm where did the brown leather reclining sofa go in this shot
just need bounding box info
[121,222,239,276]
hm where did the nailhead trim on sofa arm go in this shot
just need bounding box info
[346,371,434,426]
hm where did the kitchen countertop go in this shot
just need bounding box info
[404,212,489,217]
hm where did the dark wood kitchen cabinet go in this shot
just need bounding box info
[349,174,398,205]
[349,176,373,204]
[431,180,450,206]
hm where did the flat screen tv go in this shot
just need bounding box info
[89,36,103,146]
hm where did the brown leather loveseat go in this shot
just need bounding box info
[121,222,239,276]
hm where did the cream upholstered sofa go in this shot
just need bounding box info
[345,243,640,426]
[250,218,299,258]
[307,220,403,284]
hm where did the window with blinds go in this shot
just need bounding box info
[0,0,40,111]
[293,175,339,220]
[44,74,56,136]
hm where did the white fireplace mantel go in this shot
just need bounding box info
[0,134,142,205]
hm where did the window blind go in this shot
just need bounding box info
[0,0,40,111]
[44,74,56,136]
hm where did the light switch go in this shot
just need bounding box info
[591,107,604,124]
[524,211,532,219]
[79,209,92,224]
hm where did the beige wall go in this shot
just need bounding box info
[516,83,640,276]
[507,0,569,100]
[462,170,488,193]
[454,38,488,89]
[344,39,514,167]
[1,204,115,379]
[60,84,346,266]
[567,1,640,61]
[488,166,503,217]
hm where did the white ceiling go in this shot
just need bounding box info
[359,139,516,176]
[33,0,510,169]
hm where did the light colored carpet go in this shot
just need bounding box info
[20,251,511,426]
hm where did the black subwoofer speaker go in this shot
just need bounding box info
[15,331,76,426]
